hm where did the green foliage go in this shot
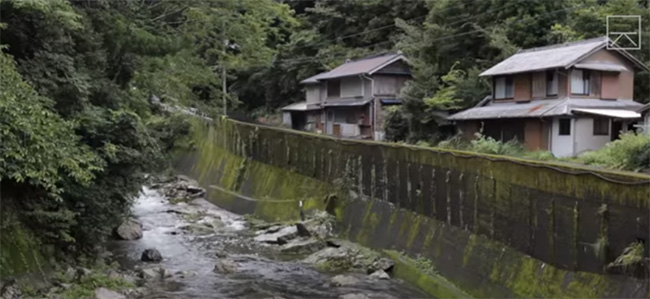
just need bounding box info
[0,51,101,196]
[469,133,526,156]
[435,132,556,162]
[383,106,409,142]
[58,272,134,299]
[607,241,645,270]
[573,132,650,172]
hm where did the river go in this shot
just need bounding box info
[107,187,430,298]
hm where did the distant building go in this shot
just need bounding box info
[282,53,411,140]
[448,37,649,157]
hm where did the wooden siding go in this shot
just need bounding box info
[514,73,531,101]
[580,48,635,99]
[374,60,410,74]
[372,75,409,96]
[601,72,619,100]
[523,119,551,151]
[532,72,546,99]
[340,76,363,98]
[305,85,320,103]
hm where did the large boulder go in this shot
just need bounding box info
[254,225,298,244]
[367,257,395,274]
[369,269,390,280]
[113,219,143,240]
[280,238,325,255]
[95,288,126,299]
[141,248,163,262]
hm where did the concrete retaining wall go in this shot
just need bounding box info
[174,118,650,298]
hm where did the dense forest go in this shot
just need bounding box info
[1,0,649,276]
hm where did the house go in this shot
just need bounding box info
[282,53,411,140]
[448,37,649,157]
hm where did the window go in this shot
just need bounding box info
[546,70,558,96]
[482,120,524,142]
[327,79,340,98]
[571,69,591,95]
[494,76,514,99]
[593,118,609,136]
[559,119,571,135]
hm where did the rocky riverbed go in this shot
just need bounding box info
[7,175,429,299]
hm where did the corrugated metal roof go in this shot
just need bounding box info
[572,108,641,119]
[447,98,643,120]
[480,37,607,76]
[573,62,628,72]
[324,99,371,107]
[281,102,321,111]
[300,53,406,84]
[638,103,650,114]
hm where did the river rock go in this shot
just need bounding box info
[295,223,311,237]
[138,268,159,280]
[213,260,238,274]
[302,211,334,239]
[254,225,298,244]
[339,294,370,299]
[95,288,126,299]
[141,248,163,262]
[76,267,92,280]
[0,280,21,299]
[175,270,197,279]
[367,257,395,274]
[369,269,390,280]
[280,238,325,254]
[160,267,173,279]
[331,275,360,287]
[123,287,149,298]
[113,218,143,240]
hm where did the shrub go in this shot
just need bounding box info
[469,133,525,156]
[576,132,650,172]
[384,106,409,142]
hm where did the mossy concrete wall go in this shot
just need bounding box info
[0,207,46,280]
[175,118,650,298]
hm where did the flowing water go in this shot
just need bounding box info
[108,188,430,299]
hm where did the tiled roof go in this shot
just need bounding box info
[301,53,406,84]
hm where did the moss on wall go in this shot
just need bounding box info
[0,221,46,280]
[174,118,650,298]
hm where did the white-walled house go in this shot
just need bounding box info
[448,37,648,157]
[282,53,411,140]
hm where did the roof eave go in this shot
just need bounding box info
[367,54,408,75]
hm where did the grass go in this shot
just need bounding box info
[433,131,650,173]
[59,272,134,299]
[607,241,645,271]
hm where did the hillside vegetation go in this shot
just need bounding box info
[1,0,649,276]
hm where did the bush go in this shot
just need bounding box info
[384,106,409,142]
[435,132,556,161]
[575,132,650,172]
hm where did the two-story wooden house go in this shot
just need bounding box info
[282,53,411,140]
[448,37,649,157]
